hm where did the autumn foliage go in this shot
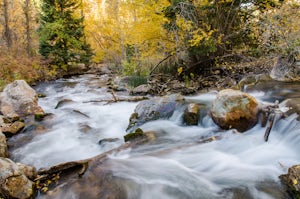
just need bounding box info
[0,0,300,86]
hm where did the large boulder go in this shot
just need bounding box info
[211,89,259,132]
[0,80,45,118]
[270,56,300,82]
[0,130,8,157]
[127,94,184,131]
[0,158,35,199]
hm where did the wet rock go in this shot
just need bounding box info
[183,103,200,125]
[124,128,145,142]
[270,56,300,82]
[127,94,184,131]
[131,84,149,96]
[0,158,34,199]
[211,89,259,132]
[0,130,8,157]
[0,80,45,118]
[280,164,300,198]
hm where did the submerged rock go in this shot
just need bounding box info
[0,80,45,118]
[211,89,259,132]
[127,94,184,131]
[98,138,120,145]
[0,158,34,199]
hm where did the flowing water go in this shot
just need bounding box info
[8,74,300,199]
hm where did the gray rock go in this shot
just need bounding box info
[0,80,45,118]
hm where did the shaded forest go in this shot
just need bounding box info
[0,0,300,89]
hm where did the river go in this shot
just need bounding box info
[8,74,300,199]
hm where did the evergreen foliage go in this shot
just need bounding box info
[39,0,93,70]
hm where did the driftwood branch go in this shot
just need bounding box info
[110,91,117,102]
[149,54,174,75]
[83,96,148,104]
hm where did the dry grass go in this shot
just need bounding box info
[0,50,47,91]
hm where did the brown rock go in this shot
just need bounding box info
[211,89,259,132]
[1,121,25,135]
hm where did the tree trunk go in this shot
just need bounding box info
[3,0,12,49]
[24,0,31,57]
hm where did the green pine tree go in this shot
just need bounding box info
[39,0,93,70]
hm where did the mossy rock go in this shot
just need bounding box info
[124,128,145,142]
[35,113,47,121]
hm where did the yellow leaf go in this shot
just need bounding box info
[293,179,298,185]
[177,67,183,75]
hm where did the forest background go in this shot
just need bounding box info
[0,0,299,90]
